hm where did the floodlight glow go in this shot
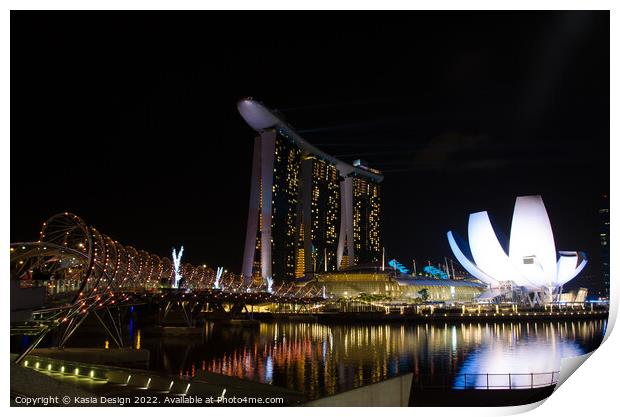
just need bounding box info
[265,276,274,294]
[447,195,587,290]
[172,246,184,288]
[214,266,223,289]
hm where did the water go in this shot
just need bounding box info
[133,319,606,400]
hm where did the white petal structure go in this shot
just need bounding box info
[447,195,587,290]
[468,211,525,286]
[508,196,558,287]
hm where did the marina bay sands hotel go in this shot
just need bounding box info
[238,98,383,283]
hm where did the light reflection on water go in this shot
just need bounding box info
[141,319,605,400]
[453,320,604,389]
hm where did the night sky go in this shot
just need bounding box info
[11,11,609,291]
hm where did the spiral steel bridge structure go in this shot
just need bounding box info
[10,213,326,363]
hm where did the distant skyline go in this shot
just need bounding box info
[11,11,609,291]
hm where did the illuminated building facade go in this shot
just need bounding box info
[238,98,383,283]
[310,268,484,302]
[599,193,610,299]
[297,155,341,277]
[345,173,382,267]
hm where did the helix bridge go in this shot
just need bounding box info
[10,212,326,363]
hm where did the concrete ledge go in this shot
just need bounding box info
[11,360,99,405]
[13,354,303,405]
[305,373,413,406]
[32,347,149,366]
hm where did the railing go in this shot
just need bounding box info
[413,371,560,390]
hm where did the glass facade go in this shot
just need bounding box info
[269,132,302,281]
[246,127,383,283]
[309,157,340,272]
[352,175,382,265]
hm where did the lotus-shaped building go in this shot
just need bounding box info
[447,195,587,294]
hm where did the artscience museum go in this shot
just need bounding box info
[447,195,588,304]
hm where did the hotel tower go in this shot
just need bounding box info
[238,98,383,283]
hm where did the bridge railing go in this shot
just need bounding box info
[413,371,560,390]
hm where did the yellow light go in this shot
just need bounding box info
[75,368,80,376]
[47,364,52,371]
[90,370,95,378]
[35,362,40,369]
[24,361,28,367]
[61,366,65,373]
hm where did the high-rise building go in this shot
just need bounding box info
[599,193,610,299]
[238,98,383,283]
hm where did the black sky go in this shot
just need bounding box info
[11,11,609,291]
